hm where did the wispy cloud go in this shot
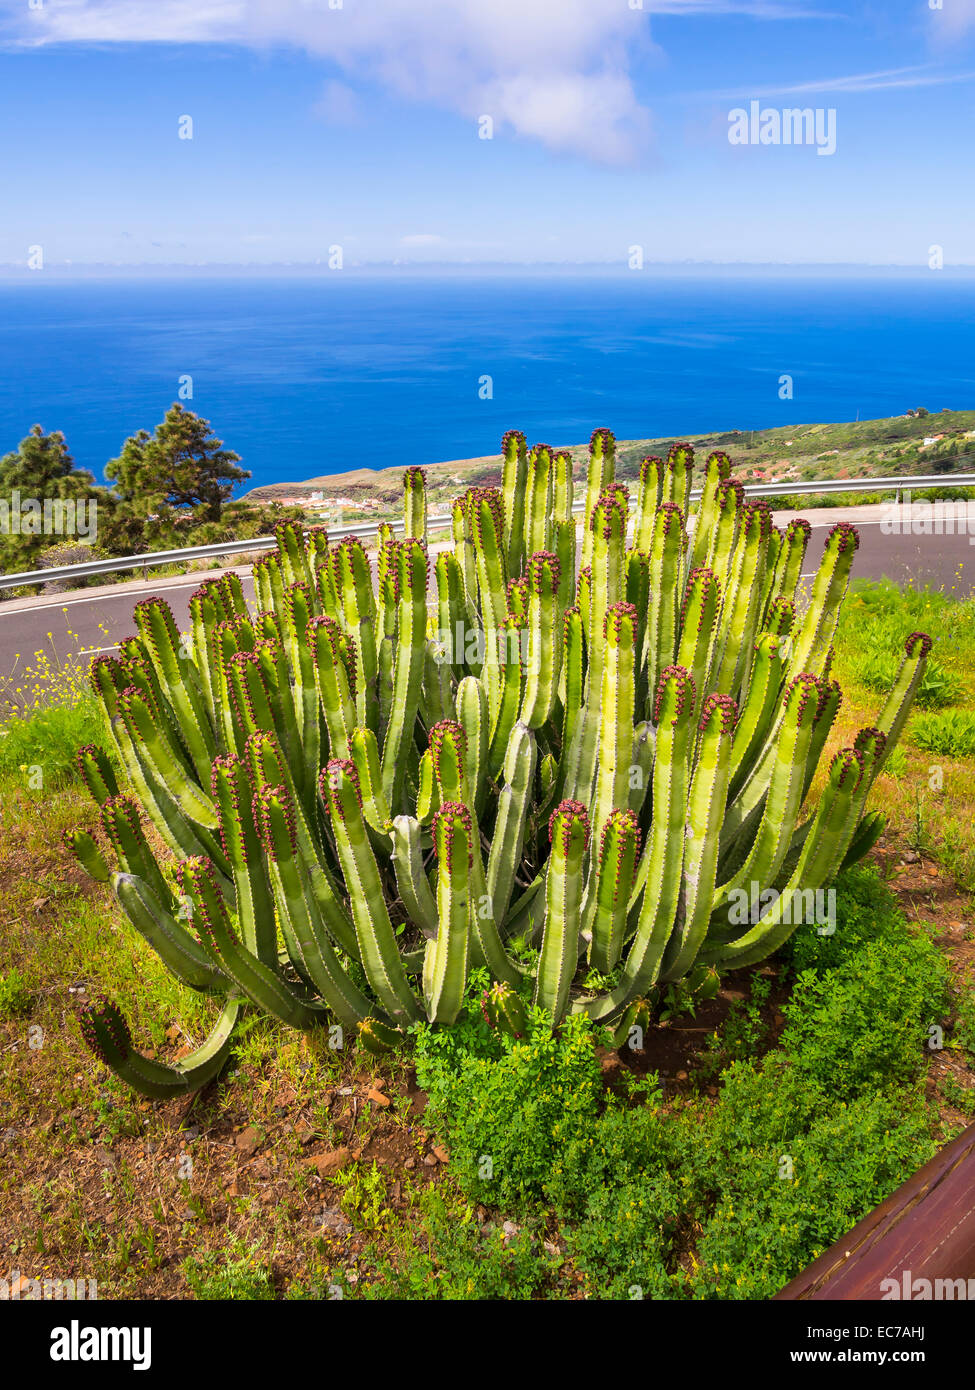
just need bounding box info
[0,0,836,163]
[704,64,975,99]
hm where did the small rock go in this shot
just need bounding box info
[903,850,919,863]
[336,1086,354,1096]
[182,1125,200,1141]
[404,1157,417,1171]
[432,1144,449,1164]
[422,1153,438,1167]
[318,1206,352,1236]
[302,1146,352,1178]
[543,1240,561,1257]
[926,864,938,878]
[366,1087,390,1108]
[235,1125,262,1158]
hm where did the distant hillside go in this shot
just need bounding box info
[245,409,975,521]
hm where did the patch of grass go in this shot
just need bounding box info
[335,1160,393,1231]
[358,1186,559,1300]
[183,1241,276,1300]
[0,625,115,785]
[0,966,33,1018]
[939,1074,975,1117]
[910,708,975,758]
[829,578,975,896]
[0,696,110,786]
[693,972,773,1082]
[848,647,964,709]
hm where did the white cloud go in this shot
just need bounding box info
[0,0,835,163]
[705,64,975,99]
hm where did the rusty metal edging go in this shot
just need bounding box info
[775,1122,975,1300]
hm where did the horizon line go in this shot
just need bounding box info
[1,259,974,279]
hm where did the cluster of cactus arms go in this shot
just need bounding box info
[69,427,932,1095]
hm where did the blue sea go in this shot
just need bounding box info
[1,271,974,491]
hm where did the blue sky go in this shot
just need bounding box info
[1,0,973,268]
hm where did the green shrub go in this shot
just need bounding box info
[414,1003,604,1210]
[568,1178,683,1300]
[784,865,910,977]
[689,1080,933,1299]
[910,708,975,758]
[546,1084,673,1218]
[781,935,949,1099]
[693,972,773,1081]
[406,866,950,1302]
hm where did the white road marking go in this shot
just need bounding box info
[0,577,253,620]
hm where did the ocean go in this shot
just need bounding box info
[1,271,974,492]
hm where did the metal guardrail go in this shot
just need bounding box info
[1,472,973,593]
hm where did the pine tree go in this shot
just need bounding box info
[0,426,101,574]
[107,404,250,525]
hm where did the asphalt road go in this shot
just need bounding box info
[1,506,972,699]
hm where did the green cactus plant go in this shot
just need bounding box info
[69,435,930,1096]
